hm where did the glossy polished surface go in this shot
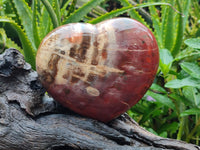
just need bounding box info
[36,18,159,122]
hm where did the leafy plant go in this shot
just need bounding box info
[0,0,108,69]
[0,0,175,69]
[164,38,200,143]
[126,0,200,145]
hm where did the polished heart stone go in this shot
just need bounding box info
[36,18,159,122]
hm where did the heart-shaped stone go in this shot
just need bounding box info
[36,18,159,122]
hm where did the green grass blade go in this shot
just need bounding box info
[182,0,191,30]
[3,37,23,54]
[61,0,72,16]
[66,0,77,17]
[192,0,200,19]
[33,0,41,48]
[149,0,163,48]
[128,0,152,24]
[0,28,7,50]
[162,0,176,51]
[171,0,184,56]
[88,6,132,24]
[0,17,36,69]
[62,0,105,24]
[54,0,61,25]
[41,0,59,28]
[0,28,23,53]
[9,0,21,25]
[89,2,172,24]
[12,0,36,50]
[161,0,168,38]
[39,6,53,40]
[118,0,148,26]
[180,108,200,117]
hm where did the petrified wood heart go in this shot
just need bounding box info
[36,18,159,122]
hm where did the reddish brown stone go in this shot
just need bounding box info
[36,18,159,122]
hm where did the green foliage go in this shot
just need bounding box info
[119,0,148,26]
[184,38,200,49]
[1,0,108,68]
[0,28,23,53]
[1,0,200,145]
[174,47,200,62]
[165,77,200,88]
[89,6,132,24]
[125,0,200,145]
[159,49,173,76]
[32,0,41,48]
[89,2,171,24]
[62,0,105,24]
[146,90,175,109]
[181,62,200,79]
[12,0,37,50]
[181,108,200,117]
[41,0,59,28]
[0,17,36,69]
[0,0,172,69]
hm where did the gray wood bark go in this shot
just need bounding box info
[0,48,199,150]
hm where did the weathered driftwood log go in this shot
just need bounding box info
[0,48,199,150]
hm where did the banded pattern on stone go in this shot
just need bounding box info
[37,22,124,86]
[36,18,159,122]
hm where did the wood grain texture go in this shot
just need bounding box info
[0,48,199,150]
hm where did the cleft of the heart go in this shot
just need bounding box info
[36,18,159,122]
